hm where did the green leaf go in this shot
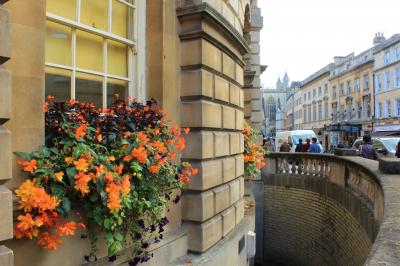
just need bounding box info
[105,232,114,242]
[130,162,142,172]
[14,151,32,160]
[114,232,124,242]
[66,167,77,186]
[104,218,113,230]
[62,197,71,214]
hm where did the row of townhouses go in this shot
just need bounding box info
[287,33,400,147]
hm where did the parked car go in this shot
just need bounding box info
[352,137,400,157]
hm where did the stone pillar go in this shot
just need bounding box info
[243,1,266,132]
[177,1,249,253]
[0,1,14,265]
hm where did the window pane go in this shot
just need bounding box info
[46,21,72,66]
[112,0,129,38]
[107,79,128,107]
[46,0,76,21]
[76,72,103,107]
[76,30,103,72]
[45,67,71,102]
[81,0,108,31]
[108,40,128,77]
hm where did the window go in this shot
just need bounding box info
[312,105,316,121]
[363,74,369,89]
[375,74,382,92]
[313,89,316,98]
[347,80,351,94]
[385,100,391,117]
[333,105,337,123]
[308,91,311,101]
[308,106,311,121]
[318,86,322,97]
[376,102,382,118]
[384,71,391,90]
[324,83,328,95]
[395,47,400,61]
[333,85,337,99]
[395,67,400,88]
[324,102,329,119]
[395,98,400,117]
[339,105,344,121]
[304,93,306,102]
[385,50,391,65]
[304,109,307,122]
[355,102,360,119]
[347,104,352,120]
[340,83,344,96]
[45,0,142,108]
[363,98,370,119]
[318,103,322,120]
[354,79,360,92]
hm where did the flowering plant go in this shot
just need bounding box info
[14,96,197,265]
[243,121,265,179]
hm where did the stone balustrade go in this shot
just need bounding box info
[257,152,400,265]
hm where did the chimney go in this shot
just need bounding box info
[373,32,386,46]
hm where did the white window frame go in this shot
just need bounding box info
[385,100,391,118]
[385,50,390,65]
[384,71,390,90]
[45,0,147,107]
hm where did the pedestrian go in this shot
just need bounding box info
[359,135,378,160]
[295,139,304,152]
[265,138,275,153]
[396,141,400,158]
[309,137,322,153]
[303,138,311,152]
[279,140,291,152]
[319,141,324,153]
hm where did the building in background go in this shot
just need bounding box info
[299,64,332,146]
[373,33,400,135]
[295,32,400,148]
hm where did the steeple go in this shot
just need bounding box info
[282,72,290,89]
[276,77,282,90]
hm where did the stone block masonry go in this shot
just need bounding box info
[0,2,13,266]
[177,0,253,253]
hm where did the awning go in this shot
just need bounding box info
[374,125,400,132]
[372,131,400,137]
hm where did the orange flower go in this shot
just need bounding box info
[74,158,89,172]
[121,175,131,195]
[15,179,59,212]
[74,172,91,195]
[106,182,121,212]
[131,147,147,164]
[75,124,87,139]
[176,137,185,151]
[184,128,190,134]
[65,157,74,165]
[57,222,77,236]
[169,152,176,161]
[18,159,37,174]
[149,165,159,174]
[151,141,167,154]
[107,155,115,162]
[44,102,49,113]
[94,164,106,177]
[136,132,149,144]
[124,132,131,138]
[114,164,124,175]
[54,172,64,182]
[97,134,102,142]
[37,232,63,250]
[123,155,133,162]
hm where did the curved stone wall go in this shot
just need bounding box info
[263,175,377,266]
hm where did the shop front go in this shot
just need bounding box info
[324,123,362,147]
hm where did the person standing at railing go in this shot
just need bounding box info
[295,139,304,152]
[359,135,378,160]
[309,137,322,153]
[303,138,311,152]
[280,140,291,152]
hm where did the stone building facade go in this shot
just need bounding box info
[296,33,399,147]
[0,0,265,265]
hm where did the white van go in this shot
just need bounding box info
[275,130,318,152]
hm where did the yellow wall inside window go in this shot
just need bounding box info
[108,40,127,77]
[46,0,76,21]
[76,30,103,72]
[112,0,128,38]
[81,0,108,31]
[45,21,72,66]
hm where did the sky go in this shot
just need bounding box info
[258,0,400,89]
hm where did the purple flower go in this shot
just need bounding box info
[173,195,181,204]
[141,242,149,249]
[129,257,140,266]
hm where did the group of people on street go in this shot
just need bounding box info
[279,137,323,153]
